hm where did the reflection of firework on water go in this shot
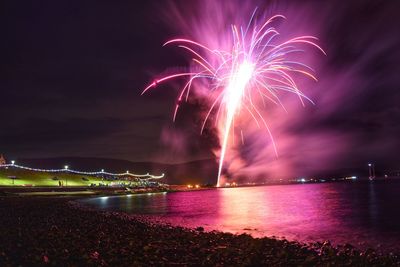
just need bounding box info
[143,10,325,187]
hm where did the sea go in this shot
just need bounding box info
[80,180,400,252]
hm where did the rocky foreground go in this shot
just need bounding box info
[0,196,399,266]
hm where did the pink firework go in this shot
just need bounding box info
[143,11,325,187]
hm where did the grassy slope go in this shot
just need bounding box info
[0,168,126,186]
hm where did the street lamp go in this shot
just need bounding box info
[368,163,376,180]
[11,160,15,165]
[368,163,372,179]
[64,165,69,186]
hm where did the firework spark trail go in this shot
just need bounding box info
[143,11,324,187]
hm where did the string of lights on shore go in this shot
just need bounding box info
[0,162,165,180]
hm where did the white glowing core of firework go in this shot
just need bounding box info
[143,14,325,187]
[217,61,254,187]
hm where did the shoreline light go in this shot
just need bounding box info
[0,163,164,180]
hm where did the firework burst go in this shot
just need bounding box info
[143,10,325,187]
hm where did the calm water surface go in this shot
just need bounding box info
[81,181,400,251]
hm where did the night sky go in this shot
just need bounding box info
[1,0,399,175]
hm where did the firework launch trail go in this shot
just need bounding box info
[143,10,324,187]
